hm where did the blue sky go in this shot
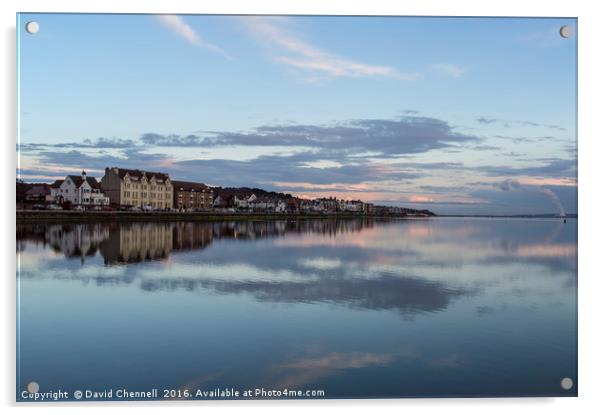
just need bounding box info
[17,14,577,215]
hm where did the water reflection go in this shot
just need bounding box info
[16,218,577,398]
[16,218,576,316]
[17,219,374,265]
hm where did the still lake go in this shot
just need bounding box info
[16,217,577,399]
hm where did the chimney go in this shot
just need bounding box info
[82,170,87,181]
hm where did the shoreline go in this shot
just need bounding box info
[16,210,431,224]
[14,211,575,224]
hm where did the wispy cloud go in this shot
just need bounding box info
[483,158,576,178]
[240,17,419,81]
[476,117,496,124]
[431,63,468,78]
[476,117,567,131]
[155,15,228,57]
[17,137,138,153]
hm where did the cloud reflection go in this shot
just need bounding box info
[17,218,576,318]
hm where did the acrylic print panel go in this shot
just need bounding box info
[16,13,577,401]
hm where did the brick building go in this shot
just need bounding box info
[172,181,213,211]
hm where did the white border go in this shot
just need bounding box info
[2,1,601,414]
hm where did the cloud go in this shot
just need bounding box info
[467,181,577,215]
[80,137,137,148]
[470,145,502,151]
[18,137,138,152]
[30,148,420,188]
[30,145,465,192]
[476,117,497,124]
[174,154,420,187]
[484,158,576,178]
[18,114,478,192]
[494,135,535,144]
[495,179,568,216]
[155,15,227,57]
[174,273,474,315]
[431,63,468,78]
[141,133,204,147]
[35,148,169,172]
[240,17,418,80]
[141,116,480,157]
[477,117,567,131]
[20,114,482,199]
[18,108,576,215]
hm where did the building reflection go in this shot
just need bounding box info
[99,223,173,265]
[16,219,375,265]
[17,224,109,262]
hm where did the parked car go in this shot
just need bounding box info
[46,204,63,210]
[101,206,113,212]
[73,205,85,211]
[31,204,45,210]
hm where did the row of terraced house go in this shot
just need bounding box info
[42,167,212,211]
[33,166,373,214]
[213,191,374,214]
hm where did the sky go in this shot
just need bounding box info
[16,13,577,215]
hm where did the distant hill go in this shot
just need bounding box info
[373,205,436,217]
[212,187,295,200]
[212,186,436,216]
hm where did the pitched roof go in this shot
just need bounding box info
[172,180,210,192]
[50,179,64,188]
[66,175,101,189]
[25,184,50,195]
[214,192,236,201]
[109,167,170,182]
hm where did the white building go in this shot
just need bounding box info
[49,180,64,201]
[338,199,364,212]
[234,193,256,209]
[53,171,110,206]
[275,200,287,213]
[249,197,279,212]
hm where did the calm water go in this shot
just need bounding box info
[16,218,577,399]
